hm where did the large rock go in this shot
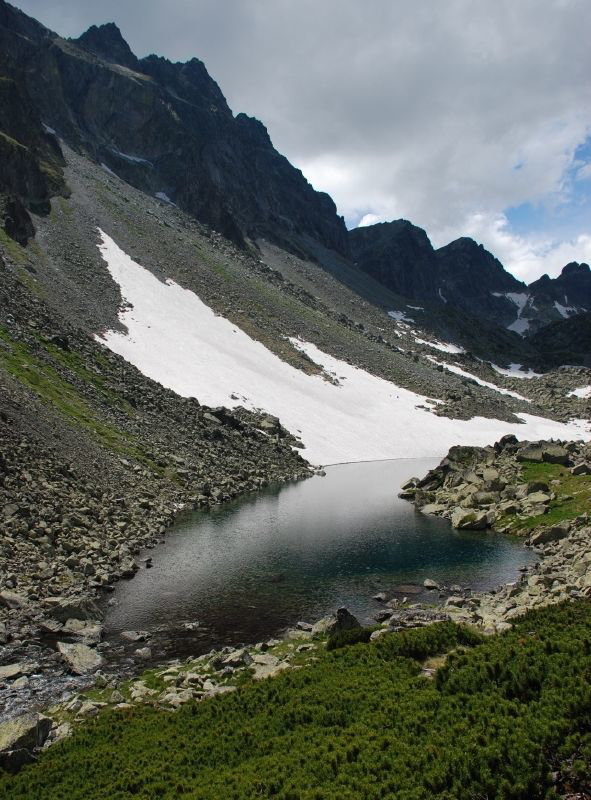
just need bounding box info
[46,596,103,623]
[0,713,52,772]
[517,443,569,465]
[0,590,28,610]
[0,663,25,682]
[222,648,252,668]
[529,523,570,546]
[311,607,361,637]
[525,491,552,505]
[57,641,104,674]
[540,444,569,464]
[515,480,549,499]
[516,445,544,463]
[451,508,489,530]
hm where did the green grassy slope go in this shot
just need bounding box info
[2,603,591,799]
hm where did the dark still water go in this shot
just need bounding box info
[105,459,534,659]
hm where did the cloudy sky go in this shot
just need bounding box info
[14,0,591,282]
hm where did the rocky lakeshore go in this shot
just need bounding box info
[393,436,591,632]
[0,607,359,772]
[1,435,591,777]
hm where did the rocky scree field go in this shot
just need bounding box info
[0,250,312,716]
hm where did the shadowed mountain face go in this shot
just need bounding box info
[0,1,348,254]
[349,220,591,336]
[528,312,591,368]
[529,263,591,311]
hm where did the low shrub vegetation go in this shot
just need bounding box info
[2,602,591,799]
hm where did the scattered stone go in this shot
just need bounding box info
[120,630,151,642]
[451,508,488,530]
[57,642,104,675]
[0,663,25,682]
[311,607,360,637]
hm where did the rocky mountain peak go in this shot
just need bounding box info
[235,114,273,148]
[349,219,438,301]
[436,237,524,292]
[529,260,591,310]
[75,22,138,69]
[561,261,590,278]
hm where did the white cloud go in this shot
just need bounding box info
[576,163,591,181]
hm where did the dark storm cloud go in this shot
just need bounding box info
[11,0,591,280]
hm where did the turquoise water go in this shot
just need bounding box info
[105,459,534,658]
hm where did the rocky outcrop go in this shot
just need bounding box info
[401,436,590,534]
[0,0,348,256]
[0,713,52,771]
[395,444,591,635]
[0,69,67,243]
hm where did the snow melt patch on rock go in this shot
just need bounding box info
[388,310,414,323]
[96,230,590,464]
[427,358,531,402]
[413,337,465,355]
[491,363,542,379]
[554,301,577,318]
[568,386,591,399]
[493,291,532,335]
[155,192,175,206]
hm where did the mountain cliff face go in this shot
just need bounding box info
[0,1,348,254]
[0,26,67,244]
[349,220,438,301]
[349,220,591,337]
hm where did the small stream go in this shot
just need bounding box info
[104,459,535,663]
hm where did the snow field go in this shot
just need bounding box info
[96,230,590,465]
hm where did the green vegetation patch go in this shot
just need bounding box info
[0,327,154,469]
[2,602,591,798]
[502,461,591,533]
[0,227,28,264]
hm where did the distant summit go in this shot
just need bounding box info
[349,221,591,334]
[75,23,139,69]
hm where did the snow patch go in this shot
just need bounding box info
[438,287,447,303]
[568,386,591,399]
[414,337,465,355]
[100,163,116,177]
[111,148,153,166]
[507,317,530,335]
[155,191,175,206]
[407,305,424,311]
[554,301,576,318]
[42,123,56,135]
[492,363,541,379]
[95,230,589,464]
[388,310,414,323]
[493,292,532,336]
[431,359,531,402]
